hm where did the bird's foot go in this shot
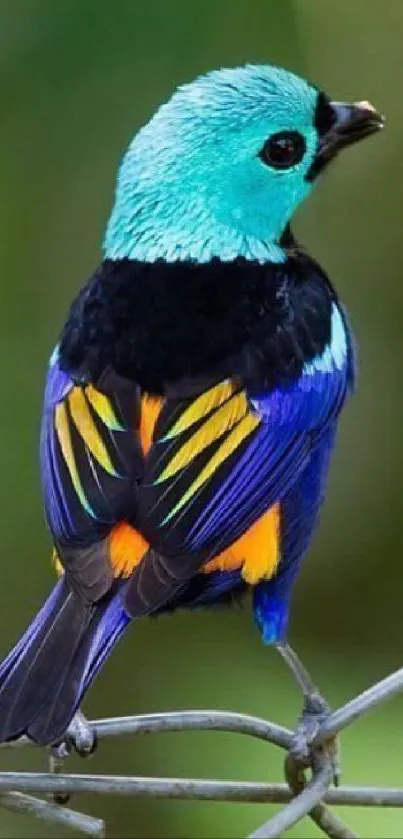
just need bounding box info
[49,710,96,805]
[290,692,340,786]
[66,709,97,757]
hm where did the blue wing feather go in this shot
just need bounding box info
[253,423,338,642]
[251,306,353,641]
[186,305,352,556]
[188,431,309,550]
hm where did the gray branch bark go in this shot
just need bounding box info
[1,660,403,838]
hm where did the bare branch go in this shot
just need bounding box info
[315,665,403,744]
[283,753,357,839]
[0,769,402,809]
[0,791,104,837]
[1,663,403,839]
[0,711,292,752]
[308,804,358,839]
[248,757,334,838]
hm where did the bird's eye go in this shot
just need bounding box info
[259,131,306,169]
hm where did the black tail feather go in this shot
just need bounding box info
[0,577,130,745]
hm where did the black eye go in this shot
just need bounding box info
[259,131,306,169]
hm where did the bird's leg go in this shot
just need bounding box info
[49,739,71,805]
[275,642,340,784]
[48,710,96,805]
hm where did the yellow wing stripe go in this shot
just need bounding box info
[68,388,117,476]
[54,401,94,516]
[162,411,260,524]
[157,392,249,483]
[163,379,236,439]
[85,384,123,431]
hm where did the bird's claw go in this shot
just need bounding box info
[48,711,96,805]
[66,709,97,757]
[290,692,340,786]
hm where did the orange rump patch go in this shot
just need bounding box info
[139,394,163,455]
[53,525,149,581]
[203,503,280,584]
[110,522,149,578]
[103,394,163,577]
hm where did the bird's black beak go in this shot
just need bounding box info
[307,97,385,180]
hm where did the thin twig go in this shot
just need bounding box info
[1,770,401,810]
[95,711,293,750]
[0,791,104,837]
[0,771,320,798]
[308,803,358,839]
[315,665,403,744]
[2,682,403,839]
[3,660,403,760]
[3,659,403,759]
[0,711,292,752]
[247,758,333,838]
[284,754,357,839]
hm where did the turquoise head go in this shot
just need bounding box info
[104,64,383,264]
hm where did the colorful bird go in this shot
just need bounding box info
[0,66,383,761]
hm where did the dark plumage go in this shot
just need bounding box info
[59,252,335,395]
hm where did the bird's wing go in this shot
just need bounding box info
[40,352,143,600]
[127,304,353,615]
[252,421,339,642]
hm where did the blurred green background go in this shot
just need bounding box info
[0,1,402,837]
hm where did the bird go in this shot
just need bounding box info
[0,64,384,764]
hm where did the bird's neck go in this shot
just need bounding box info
[103,176,288,265]
[104,214,287,264]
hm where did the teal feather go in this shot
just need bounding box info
[104,64,319,264]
